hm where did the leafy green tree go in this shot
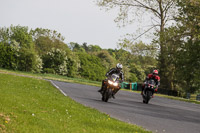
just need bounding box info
[33,55,43,73]
[69,42,86,52]
[67,52,80,77]
[94,50,116,70]
[88,45,102,52]
[129,63,146,82]
[18,48,39,72]
[31,28,70,56]
[107,48,117,59]
[82,42,89,52]
[0,42,18,69]
[173,0,200,93]
[78,52,106,81]
[0,25,40,72]
[42,48,68,75]
[10,25,34,49]
[31,28,65,42]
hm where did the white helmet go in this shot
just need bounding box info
[116,63,123,69]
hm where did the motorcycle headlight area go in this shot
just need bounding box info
[113,82,118,86]
[108,80,118,86]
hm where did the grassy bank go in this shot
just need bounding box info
[0,73,150,133]
[0,68,101,87]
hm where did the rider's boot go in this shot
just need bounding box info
[98,88,103,94]
[98,88,102,92]
[112,88,120,99]
[98,80,105,94]
[111,93,115,99]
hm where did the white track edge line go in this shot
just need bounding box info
[50,80,67,96]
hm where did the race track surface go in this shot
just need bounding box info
[51,80,200,133]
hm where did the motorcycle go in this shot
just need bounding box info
[101,74,120,102]
[142,79,156,104]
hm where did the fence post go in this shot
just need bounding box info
[186,93,190,99]
[196,94,200,101]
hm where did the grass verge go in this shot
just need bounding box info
[0,68,101,87]
[122,89,200,104]
[0,73,150,133]
[155,94,200,104]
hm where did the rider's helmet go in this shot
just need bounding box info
[152,69,158,75]
[116,63,123,71]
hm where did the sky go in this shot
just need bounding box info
[0,0,148,49]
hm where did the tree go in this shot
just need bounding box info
[88,44,102,52]
[69,42,86,52]
[18,48,39,72]
[42,48,68,75]
[0,25,41,72]
[31,28,70,56]
[0,25,34,48]
[31,28,65,42]
[77,52,106,81]
[82,42,89,52]
[97,0,177,89]
[173,0,200,93]
[0,42,19,69]
[67,53,80,77]
[94,50,116,70]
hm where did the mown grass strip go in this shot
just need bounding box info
[0,73,150,133]
[0,68,101,87]
[122,89,200,104]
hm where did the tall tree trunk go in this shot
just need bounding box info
[159,0,171,90]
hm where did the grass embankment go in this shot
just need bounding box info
[0,68,101,87]
[0,73,150,133]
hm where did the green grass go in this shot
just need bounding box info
[0,73,150,133]
[0,68,101,87]
[155,93,200,104]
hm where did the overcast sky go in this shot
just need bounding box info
[0,0,147,49]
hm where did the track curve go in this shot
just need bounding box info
[51,80,200,133]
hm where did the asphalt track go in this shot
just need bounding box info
[51,80,200,133]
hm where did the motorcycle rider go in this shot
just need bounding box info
[141,69,160,97]
[98,63,124,98]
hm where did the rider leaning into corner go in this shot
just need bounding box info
[141,69,160,97]
[98,63,124,98]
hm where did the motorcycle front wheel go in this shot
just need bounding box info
[102,88,112,102]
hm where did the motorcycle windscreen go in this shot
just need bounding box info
[148,79,155,85]
[111,74,119,82]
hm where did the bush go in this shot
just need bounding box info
[43,68,55,74]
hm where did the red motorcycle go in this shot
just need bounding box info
[142,79,157,104]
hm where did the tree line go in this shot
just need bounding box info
[0,25,156,83]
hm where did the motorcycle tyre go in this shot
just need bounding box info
[102,88,111,102]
